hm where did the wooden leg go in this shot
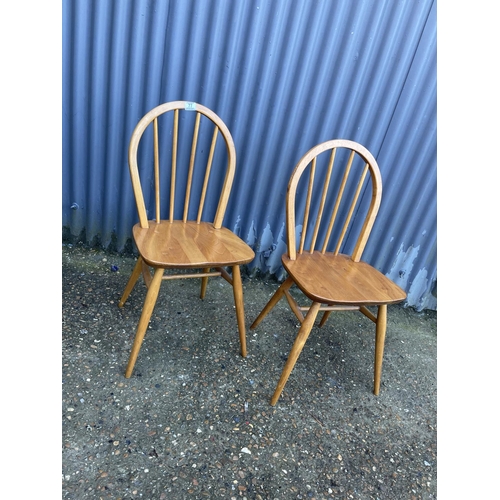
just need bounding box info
[270,301,321,406]
[118,256,143,307]
[231,265,247,358]
[373,304,387,395]
[125,267,165,378]
[318,310,332,327]
[141,259,152,288]
[200,268,210,299]
[250,276,294,329]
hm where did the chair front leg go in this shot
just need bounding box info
[373,304,387,395]
[125,267,165,378]
[270,301,321,406]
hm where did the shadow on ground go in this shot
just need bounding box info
[62,244,436,499]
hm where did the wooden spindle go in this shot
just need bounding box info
[334,160,369,255]
[153,117,160,223]
[197,125,219,223]
[310,148,336,252]
[184,112,201,222]
[323,150,354,255]
[170,109,179,222]
[299,158,316,254]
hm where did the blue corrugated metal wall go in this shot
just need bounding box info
[62,0,437,311]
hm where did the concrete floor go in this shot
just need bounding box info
[62,244,437,499]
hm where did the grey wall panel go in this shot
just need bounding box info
[62,0,437,311]
[366,1,437,311]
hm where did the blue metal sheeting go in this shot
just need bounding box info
[62,0,437,311]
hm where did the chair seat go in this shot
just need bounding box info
[133,220,255,268]
[282,251,406,306]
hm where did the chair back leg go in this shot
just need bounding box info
[200,269,210,299]
[250,276,294,330]
[118,256,144,307]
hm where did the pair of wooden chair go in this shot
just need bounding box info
[118,101,406,406]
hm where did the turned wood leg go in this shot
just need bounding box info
[373,304,387,395]
[250,276,294,330]
[270,301,321,406]
[200,268,210,299]
[118,256,143,307]
[231,265,247,358]
[125,267,165,378]
[318,310,332,327]
[141,259,152,288]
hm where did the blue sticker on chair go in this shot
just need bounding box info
[185,102,197,111]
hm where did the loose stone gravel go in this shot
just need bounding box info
[62,243,437,499]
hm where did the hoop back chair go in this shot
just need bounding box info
[250,139,406,405]
[119,101,255,378]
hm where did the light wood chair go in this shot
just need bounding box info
[119,101,255,378]
[250,139,406,405]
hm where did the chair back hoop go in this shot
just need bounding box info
[286,139,382,262]
[128,101,236,229]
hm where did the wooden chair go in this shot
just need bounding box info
[250,139,406,405]
[119,101,255,378]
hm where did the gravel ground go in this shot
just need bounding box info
[62,243,437,499]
